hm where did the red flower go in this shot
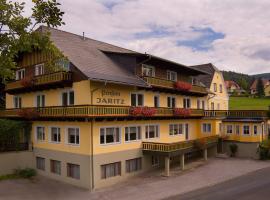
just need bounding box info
[130,107,143,116]
[174,108,191,116]
[174,81,192,91]
[17,108,40,119]
[20,77,34,88]
[130,107,157,117]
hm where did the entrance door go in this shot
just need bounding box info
[185,124,189,140]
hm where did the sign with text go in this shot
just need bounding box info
[96,89,125,105]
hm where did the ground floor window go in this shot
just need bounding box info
[67,163,80,179]
[126,158,142,173]
[254,125,258,135]
[226,125,233,134]
[50,160,61,175]
[36,126,45,142]
[67,127,80,145]
[169,124,184,135]
[151,156,159,167]
[36,157,45,171]
[235,125,240,135]
[50,127,61,143]
[100,127,120,145]
[202,123,212,133]
[125,126,141,142]
[243,125,250,135]
[145,125,159,139]
[101,162,121,179]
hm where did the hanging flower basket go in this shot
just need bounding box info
[130,107,157,117]
[173,108,191,116]
[174,81,192,91]
[20,77,35,88]
[17,108,40,119]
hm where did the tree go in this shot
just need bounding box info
[0,0,65,82]
[257,78,265,97]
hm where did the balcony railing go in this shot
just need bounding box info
[0,106,204,119]
[204,110,269,118]
[143,76,208,95]
[142,135,219,153]
[5,71,72,94]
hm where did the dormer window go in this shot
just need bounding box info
[142,64,155,77]
[35,63,45,76]
[167,70,177,82]
[15,69,25,80]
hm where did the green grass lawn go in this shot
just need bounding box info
[229,97,270,110]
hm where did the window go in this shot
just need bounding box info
[151,156,159,167]
[13,96,22,108]
[50,160,61,175]
[125,126,141,142]
[15,69,25,80]
[213,83,217,92]
[126,158,142,173]
[36,157,45,171]
[154,95,160,107]
[243,125,250,135]
[211,102,215,110]
[183,98,191,108]
[67,127,80,145]
[67,163,80,179]
[142,64,155,77]
[197,100,200,109]
[35,63,45,76]
[217,103,220,110]
[131,93,144,107]
[235,125,240,135]
[219,84,223,93]
[50,127,61,143]
[202,100,205,110]
[56,58,70,71]
[101,162,121,179]
[167,70,177,81]
[254,125,258,135]
[36,126,45,141]
[36,94,45,107]
[169,124,184,135]
[202,123,212,133]
[167,96,176,108]
[227,125,233,134]
[145,125,159,139]
[62,90,74,106]
[100,127,120,145]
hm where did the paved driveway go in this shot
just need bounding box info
[0,158,270,200]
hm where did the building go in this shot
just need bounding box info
[0,26,269,190]
[191,63,229,110]
[225,80,243,95]
[250,78,270,95]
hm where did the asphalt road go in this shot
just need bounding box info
[164,167,270,200]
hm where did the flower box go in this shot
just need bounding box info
[130,107,157,117]
[17,108,40,119]
[173,108,191,116]
[20,77,34,88]
[174,81,192,91]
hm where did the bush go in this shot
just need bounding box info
[229,143,238,157]
[257,139,270,160]
[15,168,37,179]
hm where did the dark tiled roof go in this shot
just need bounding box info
[190,63,218,88]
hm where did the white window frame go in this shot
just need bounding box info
[66,127,80,146]
[15,69,25,80]
[243,125,250,136]
[183,97,191,109]
[35,126,45,142]
[235,125,240,135]
[100,126,121,145]
[166,70,177,82]
[61,90,74,106]
[125,126,141,142]
[253,125,259,135]
[202,123,212,133]
[154,95,160,108]
[226,125,233,134]
[145,124,159,139]
[36,94,45,107]
[13,96,22,108]
[169,124,184,136]
[130,93,144,107]
[35,63,45,76]
[167,96,176,108]
[49,127,61,143]
[142,64,155,77]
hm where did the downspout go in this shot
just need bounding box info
[90,81,107,190]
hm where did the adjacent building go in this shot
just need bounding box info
[250,78,270,96]
[0,26,269,190]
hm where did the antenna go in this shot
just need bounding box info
[82,32,85,40]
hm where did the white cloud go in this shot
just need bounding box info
[21,0,270,74]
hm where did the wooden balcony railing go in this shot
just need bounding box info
[142,135,219,153]
[143,76,208,95]
[204,110,269,118]
[5,71,72,94]
[0,106,204,119]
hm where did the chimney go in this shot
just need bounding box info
[82,32,85,40]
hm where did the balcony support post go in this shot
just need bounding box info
[204,148,208,161]
[180,153,185,170]
[164,156,170,177]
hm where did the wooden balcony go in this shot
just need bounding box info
[142,135,219,156]
[204,110,269,119]
[0,106,204,119]
[143,76,208,96]
[5,71,73,94]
